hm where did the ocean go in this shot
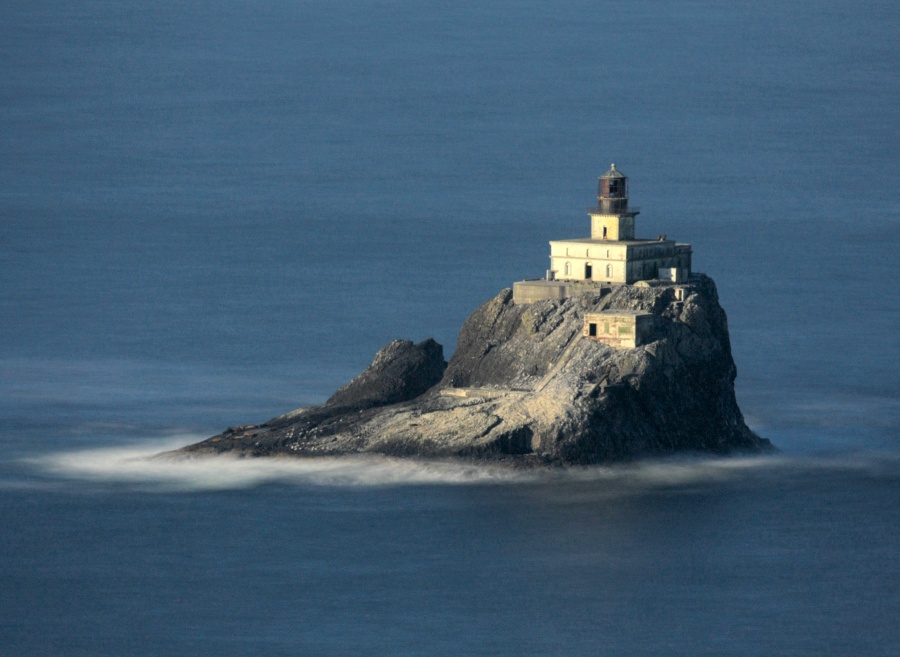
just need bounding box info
[1,1,898,655]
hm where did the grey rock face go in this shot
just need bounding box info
[327,338,446,411]
[182,274,771,464]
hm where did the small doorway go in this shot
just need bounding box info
[585,263,592,279]
[588,323,597,337]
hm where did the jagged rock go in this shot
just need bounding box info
[326,338,446,411]
[181,274,772,464]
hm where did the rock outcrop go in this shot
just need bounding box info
[326,338,446,411]
[182,274,771,464]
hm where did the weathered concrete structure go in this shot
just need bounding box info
[511,279,573,304]
[514,165,692,304]
[584,310,655,349]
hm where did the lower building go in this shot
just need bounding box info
[584,311,655,349]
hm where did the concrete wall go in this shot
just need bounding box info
[549,242,629,260]
[512,280,571,304]
[623,242,691,284]
[550,256,626,283]
[659,267,689,282]
[590,214,635,240]
[549,240,629,283]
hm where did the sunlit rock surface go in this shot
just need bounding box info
[183,274,771,464]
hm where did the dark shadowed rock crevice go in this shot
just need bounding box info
[181,274,772,464]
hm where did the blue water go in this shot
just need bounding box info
[1,1,898,655]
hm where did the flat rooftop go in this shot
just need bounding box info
[549,237,690,247]
[514,279,608,288]
[587,309,654,317]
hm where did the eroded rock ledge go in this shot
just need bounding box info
[182,274,771,464]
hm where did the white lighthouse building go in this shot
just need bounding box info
[514,165,692,304]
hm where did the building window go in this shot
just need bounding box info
[589,323,597,337]
[606,264,613,277]
[564,262,570,276]
[585,263,592,279]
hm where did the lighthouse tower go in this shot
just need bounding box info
[589,164,639,241]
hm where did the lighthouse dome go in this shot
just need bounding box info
[600,163,626,179]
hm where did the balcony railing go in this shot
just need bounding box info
[587,205,640,215]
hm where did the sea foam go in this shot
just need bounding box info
[23,435,900,494]
[26,436,535,491]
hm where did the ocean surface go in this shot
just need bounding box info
[1,1,898,655]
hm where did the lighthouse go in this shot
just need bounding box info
[513,164,693,304]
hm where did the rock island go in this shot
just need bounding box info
[183,165,771,464]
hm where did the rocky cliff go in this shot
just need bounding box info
[181,274,771,464]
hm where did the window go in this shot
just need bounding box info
[585,264,592,279]
[589,323,597,337]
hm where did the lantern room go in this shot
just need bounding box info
[596,163,633,215]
